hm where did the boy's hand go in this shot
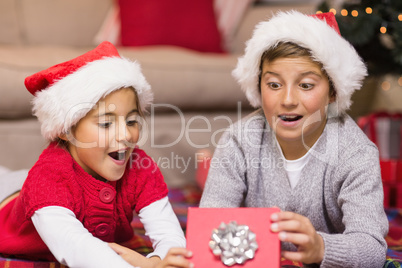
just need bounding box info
[270,211,324,264]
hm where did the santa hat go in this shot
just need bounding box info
[25,41,152,141]
[232,11,367,115]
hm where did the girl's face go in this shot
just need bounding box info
[260,56,334,155]
[66,87,140,182]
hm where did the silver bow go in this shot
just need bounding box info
[209,221,258,266]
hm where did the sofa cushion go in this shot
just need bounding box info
[118,0,224,53]
[0,45,250,119]
[214,0,254,52]
[0,1,22,45]
[19,0,111,46]
[0,46,95,119]
[93,0,253,51]
[118,46,250,111]
[0,119,45,170]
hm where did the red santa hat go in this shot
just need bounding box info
[25,41,152,141]
[232,11,367,115]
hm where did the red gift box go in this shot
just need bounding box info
[397,161,402,182]
[383,183,391,208]
[396,183,402,209]
[380,160,399,183]
[186,207,280,267]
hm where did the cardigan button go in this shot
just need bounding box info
[95,223,111,237]
[99,187,115,203]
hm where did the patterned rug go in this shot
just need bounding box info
[1,185,401,267]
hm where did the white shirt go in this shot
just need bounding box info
[32,196,185,268]
[275,138,312,189]
[283,154,310,189]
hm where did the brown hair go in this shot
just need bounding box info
[259,42,336,98]
[130,86,144,117]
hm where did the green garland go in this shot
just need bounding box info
[319,0,402,75]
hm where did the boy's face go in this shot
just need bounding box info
[260,56,334,155]
[65,87,140,182]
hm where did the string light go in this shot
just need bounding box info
[381,81,391,91]
[328,4,401,81]
[341,9,348,16]
[316,10,323,14]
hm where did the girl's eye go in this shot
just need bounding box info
[267,82,281,90]
[99,122,112,128]
[300,83,314,90]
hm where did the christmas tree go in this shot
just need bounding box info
[318,0,402,75]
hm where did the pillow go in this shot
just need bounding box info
[214,0,254,51]
[118,0,225,53]
[93,4,121,46]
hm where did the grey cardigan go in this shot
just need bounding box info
[200,109,388,267]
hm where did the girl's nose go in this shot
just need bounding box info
[116,117,132,142]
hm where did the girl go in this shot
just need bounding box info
[0,41,192,268]
[200,12,388,267]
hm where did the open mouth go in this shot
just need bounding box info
[108,150,126,161]
[278,115,303,122]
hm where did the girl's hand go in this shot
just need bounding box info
[155,248,194,268]
[109,243,193,268]
[109,242,160,268]
[270,211,324,264]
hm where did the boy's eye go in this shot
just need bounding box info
[126,115,140,126]
[268,82,281,89]
[300,83,314,90]
[99,122,112,128]
[126,119,138,126]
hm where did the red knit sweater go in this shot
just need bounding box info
[0,142,168,261]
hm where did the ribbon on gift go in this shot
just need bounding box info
[209,221,258,266]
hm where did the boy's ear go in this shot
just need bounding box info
[329,88,336,104]
[329,94,336,104]
[58,133,68,141]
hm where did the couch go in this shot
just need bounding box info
[0,0,319,187]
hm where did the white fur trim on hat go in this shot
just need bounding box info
[232,11,367,115]
[32,57,152,141]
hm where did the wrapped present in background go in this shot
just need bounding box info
[358,112,402,208]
